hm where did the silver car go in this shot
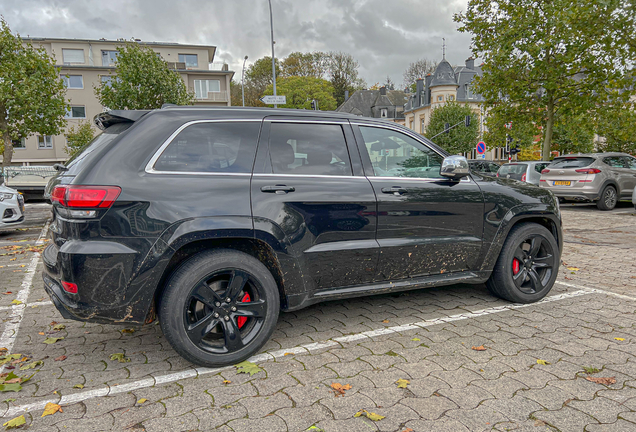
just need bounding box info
[0,184,25,229]
[497,161,551,185]
[633,183,636,210]
[540,153,636,210]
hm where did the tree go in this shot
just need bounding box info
[483,106,541,151]
[383,76,396,91]
[424,102,479,154]
[595,105,636,154]
[455,0,636,160]
[94,42,194,110]
[264,76,337,111]
[402,59,437,92]
[0,18,68,169]
[65,121,95,158]
[551,114,595,155]
[280,51,328,78]
[327,51,366,106]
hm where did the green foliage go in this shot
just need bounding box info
[95,41,194,110]
[483,105,540,151]
[234,360,262,376]
[65,121,96,158]
[551,114,595,155]
[281,52,328,78]
[264,76,337,111]
[425,102,479,154]
[595,105,636,155]
[455,0,636,160]
[0,18,68,168]
[327,51,365,106]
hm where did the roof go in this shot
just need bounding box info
[430,59,459,87]
[335,89,409,117]
[159,105,365,119]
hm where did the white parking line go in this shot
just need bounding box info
[0,287,594,419]
[0,222,48,373]
[555,281,636,302]
[0,301,53,312]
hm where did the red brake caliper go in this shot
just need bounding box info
[237,293,250,329]
[512,258,521,275]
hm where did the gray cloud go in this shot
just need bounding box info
[1,0,474,88]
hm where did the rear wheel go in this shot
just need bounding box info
[487,223,559,303]
[597,185,617,210]
[159,249,279,367]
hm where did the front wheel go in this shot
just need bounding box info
[159,249,280,367]
[487,223,559,304]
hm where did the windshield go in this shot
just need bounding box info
[550,157,595,168]
[499,164,527,175]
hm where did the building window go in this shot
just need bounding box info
[194,79,221,99]
[380,108,388,118]
[11,138,26,149]
[449,95,455,101]
[421,118,426,132]
[38,136,53,149]
[102,50,119,66]
[100,75,114,87]
[466,84,473,99]
[179,54,198,68]
[65,106,86,119]
[62,49,84,64]
[437,95,443,102]
[409,119,414,130]
[61,75,83,89]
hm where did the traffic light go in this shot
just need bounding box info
[465,115,471,127]
[505,135,513,153]
[510,146,520,155]
[310,99,318,110]
[444,123,450,133]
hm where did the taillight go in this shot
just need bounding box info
[541,169,550,174]
[575,168,601,174]
[496,173,499,177]
[51,185,121,208]
[61,281,78,294]
[521,173,527,182]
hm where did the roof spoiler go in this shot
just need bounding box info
[94,110,151,130]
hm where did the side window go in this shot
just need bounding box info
[620,156,636,170]
[358,126,444,178]
[154,122,260,173]
[603,157,623,168]
[268,123,352,176]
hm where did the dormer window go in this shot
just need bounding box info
[466,84,473,99]
[380,109,388,118]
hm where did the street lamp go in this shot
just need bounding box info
[268,0,277,108]
[241,55,248,107]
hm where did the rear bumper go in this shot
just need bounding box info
[540,186,600,202]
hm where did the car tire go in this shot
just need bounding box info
[596,185,617,211]
[159,249,280,367]
[486,223,559,304]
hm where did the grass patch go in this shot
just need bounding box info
[583,366,601,374]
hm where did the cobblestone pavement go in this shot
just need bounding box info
[0,202,634,432]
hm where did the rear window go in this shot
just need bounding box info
[499,164,527,175]
[550,157,595,168]
[65,122,133,175]
[534,162,549,173]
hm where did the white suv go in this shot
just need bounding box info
[0,184,25,229]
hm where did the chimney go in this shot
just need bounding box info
[344,90,349,101]
[380,86,386,96]
[415,78,424,107]
[465,57,475,70]
[424,74,433,105]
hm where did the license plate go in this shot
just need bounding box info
[554,181,571,186]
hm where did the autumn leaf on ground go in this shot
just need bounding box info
[401,429,414,432]
[234,360,262,376]
[109,353,130,363]
[52,324,66,331]
[536,359,551,365]
[382,320,390,323]
[38,332,45,336]
[567,267,579,271]
[223,380,231,385]
[137,398,147,404]
[10,300,22,305]
[2,292,12,295]
[283,352,294,356]
[0,355,22,366]
[472,345,487,351]
[2,415,25,429]
[19,361,43,371]
[0,384,22,392]
[41,402,63,417]
[615,337,625,341]
[396,379,410,389]
[585,376,616,385]
[411,338,420,341]
[73,384,84,389]
[121,329,135,334]
[54,355,67,362]
[43,337,64,344]
[330,382,352,397]
[354,409,385,421]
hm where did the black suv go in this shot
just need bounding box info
[43,107,562,367]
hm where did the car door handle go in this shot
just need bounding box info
[381,186,407,196]
[261,185,295,194]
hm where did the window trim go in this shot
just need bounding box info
[178,53,199,68]
[62,48,85,64]
[37,135,53,149]
[12,138,26,150]
[61,74,84,89]
[65,105,87,119]
[101,50,119,67]
[145,119,262,176]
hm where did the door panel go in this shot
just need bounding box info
[251,121,379,292]
[620,156,636,196]
[353,124,484,280]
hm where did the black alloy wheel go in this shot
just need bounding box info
[510,234,556,295]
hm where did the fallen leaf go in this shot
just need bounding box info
[121,328,135,334]
[223,380,231,385]
[109,353,130,363]
[2,415,25,429]
[0,384,22,392]
[567,267,580,271]
[49,321,58,326]
[615,337,625,341]
[10,300,22,305]
[396,379,410,389]
[585,376,616,385]
[43,337,64,344]
[411,338,420,341]
[20,361,43,371]
[283,352,294,356]
[137,398,147,404]
[534,420,547,426]
[54,355,67,362]
[41,402,63,417]
[234,360,262,376]
[354,409,385,421]
[537,359,551,365]
[52,324,66,331]
[330,382,352,397]
[38,332,45,336]
[382,320,390,323]
[472,345,487,351]
[4,378,20,384]
[2,292,12,295]
[401,429,414,432]
[73,384,84,389]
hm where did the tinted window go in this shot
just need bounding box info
[623,156,636,170]
[603,156,625,168]
[359,126,444,178]
[65,122,133,175]
[499,164,527,175]
[269,123,352,176]
[154,122,260,173]
[551,157,595,168]
[534,162,549,173]
[487,162,501,173]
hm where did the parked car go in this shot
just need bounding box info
[3,166,57,201]
[633,183,636,210]
[497,161,550,185]
[0,184,25,229]
[468,159,500,177]
[43,107,563,367]
[540,153,636,210]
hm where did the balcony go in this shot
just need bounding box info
[194,90,229,103]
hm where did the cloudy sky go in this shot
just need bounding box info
[1,0,474,87]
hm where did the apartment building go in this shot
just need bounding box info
[10,38,234,166]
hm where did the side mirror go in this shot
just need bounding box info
[440,155,470,179]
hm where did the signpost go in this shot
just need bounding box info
[260,95,287,105]
[476,141,486,159]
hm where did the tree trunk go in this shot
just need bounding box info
[542,98,555,161]
[1,129,13,172]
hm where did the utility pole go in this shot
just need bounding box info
[241,55,248,107]
[268,0,277,108]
